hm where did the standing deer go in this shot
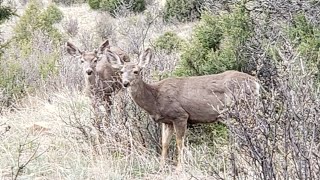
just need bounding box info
[110,48,260,170]
[66,40,129,119]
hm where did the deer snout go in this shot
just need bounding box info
[86,69,93,75]
[123,81,130,87]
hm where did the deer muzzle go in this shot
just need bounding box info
[86,69,93,75]
[123,81,130,87]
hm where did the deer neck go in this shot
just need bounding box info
[129,78,158,116]
[85,74,96,95]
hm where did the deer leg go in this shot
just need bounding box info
[103,95,112,115]
[101,95,112,127]
[91,97,102,129]
[160,123,173,168]
[173,120,188,171]
[91,97,99,115]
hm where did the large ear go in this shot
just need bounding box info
[66,41,83,56]
[106,49,123,69]
[138,48,152,68]
[97,39,110,54]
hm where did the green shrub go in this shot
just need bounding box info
[0,3,15,55]
[52,0,87,6]
[100,0,117,13]
[0,0,64,106]
[89,0,146,15]
[88,0,100,9]
[175,7,252,76]
[39,4,64,41]
[154,31,184,53]
[0,35,61,107]
[130,0,145,13]
[188,122,229,147]
[100,0,146,15]
[0,55,25,103]
[194,14,223,51]
[287,13,320,82]
[163,0,203,22]
[40,4,64,25]
[0,3,16,23]
[13,1,39,46]
[14,1,63,55]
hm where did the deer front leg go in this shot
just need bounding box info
[173,120,188,171]
[103,95,112,115]
[100,95,112,129]
[161,123,173,168]
[91,97,101,127]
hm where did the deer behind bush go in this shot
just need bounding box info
[66,40,129,115]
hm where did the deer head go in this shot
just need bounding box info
[110,48,152,87]
[66,40,111,77]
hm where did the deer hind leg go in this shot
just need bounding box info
[173,119,188,171]
[161,123,174,168]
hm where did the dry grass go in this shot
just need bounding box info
[0,88,227,179]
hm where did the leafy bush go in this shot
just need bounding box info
[224,50,320,179]
[14,1,64,52]
[163,0,203,22]
[0,54,25,105]
[130,0,145,13]
[287,13,320,83]
[38,4,64,40]
[154,31,184,53]
[0,31,61,107]
[52,0,87,6]
[175,7,252,76]
[88,0,100,9]
[101,0,146,16]
[0,1,64,106]
[89,0,146,16]
[0,3,16,23]
[0,3,15,55]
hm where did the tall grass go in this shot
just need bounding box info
[0,89,228,179]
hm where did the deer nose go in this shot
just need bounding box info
[123,81,130,87]
[86,69,93,75]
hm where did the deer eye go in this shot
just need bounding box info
[120,71,124,74]
[93,57,99,63]
[133,70,139,75]
[80,59,84,64]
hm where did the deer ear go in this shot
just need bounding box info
[138,48,152,68]
[66,41,83,56]
[97,39,110,54]
[106,50,123,69]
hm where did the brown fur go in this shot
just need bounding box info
[112,48,260,170]
[66,40,129,114]
[128,70,258,123]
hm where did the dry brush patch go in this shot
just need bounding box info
[0,88,225,179]
[219,47,320,179]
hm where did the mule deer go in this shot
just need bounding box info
[66,40,129,117]
[110,48,260,170]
